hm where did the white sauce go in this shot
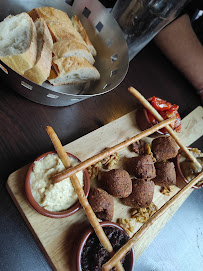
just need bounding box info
[30,153,83,212]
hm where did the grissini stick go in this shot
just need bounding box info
[128,86,202,170]
[53,117,176,183]
[102,170,203,271]
[46,126,124,271]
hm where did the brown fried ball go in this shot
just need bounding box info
[100,169,132,198]
[121,179,155,208]
[153,161,176,187]
[151,136,179,161]
[88,187,114,221]
[125,154,156,179]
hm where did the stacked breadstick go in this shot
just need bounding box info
[52,117,176,183]
[46,126,124,271]
[46,118,176,270]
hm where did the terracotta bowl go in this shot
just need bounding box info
[136,98,167,136]
[75,221,135,271]
[25,151,90,218]
[175,148,203,189]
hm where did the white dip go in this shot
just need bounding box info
[30,153,83,212]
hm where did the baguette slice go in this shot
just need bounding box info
[48,56,100,86]
[45,21,86,44]
[28,7,86,46]
[53,40,95,64]
[28,7,73,26]
[24,18,53,85]
[71,15,97,56]
[0,13,37,75]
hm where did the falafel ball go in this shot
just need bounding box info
[125,154,156,179]
[121,179,155,208]
[88,187,114,221]
[153,161,176,187]
[100,169,132,198]
[151,136,179,161]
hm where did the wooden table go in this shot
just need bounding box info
[0,41,202,271]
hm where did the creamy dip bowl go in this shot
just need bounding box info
[25,151,90,218]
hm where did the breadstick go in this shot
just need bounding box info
[46,126,124,271]
[102,170,203,271]
[128,86,202,170]
[53,117,176,183]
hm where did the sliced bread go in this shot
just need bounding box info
[45,21,86,44]
[48,56,100,86]
[28,7,73,26]
[24,18,53,85]
[28,7,86,46]
[0,12,37,75]
[52,40,95,64]
[71,15,97,56]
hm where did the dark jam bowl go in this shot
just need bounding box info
[76,221,135,271]
[176,148,203,189]
[25,151,90,218]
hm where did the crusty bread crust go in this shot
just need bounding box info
[24,18,53,85]
[52,40,95,64]
[0,13,37,75]
[48,56,100,85]
[28,7,73,26]
[46,21,86,45]
[71,15,97,56]
[28,7,86,46]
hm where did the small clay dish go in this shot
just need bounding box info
[136,107,166,136]
[76,221,135,271]
[136,97,167,136]
[175,148,203,189]
[25,151,90,218]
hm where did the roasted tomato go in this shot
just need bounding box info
[147,97,181,133]
[151,96,172,111]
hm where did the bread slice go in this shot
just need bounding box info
[24,18,53,85]
[0,13,37,75]
[28,7,73,26]
[48,56,100,85]
[45,21,86,45]
[53,40,95,64]
[28,7,86,46]
[71,15,97,56]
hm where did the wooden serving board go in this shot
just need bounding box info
[6,106,203,271]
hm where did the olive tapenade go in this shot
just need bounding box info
[81,226,132,271]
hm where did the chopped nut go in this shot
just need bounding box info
[160,186,173,196]
[101,152,119,169]
[87,161,102,179]
[130,202,158,223]
[145,143,156,162]
[117,218,135,235]
[87,152,119,179]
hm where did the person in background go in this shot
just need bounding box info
[154,0,203,103]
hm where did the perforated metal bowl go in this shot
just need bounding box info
[0,0,129,106]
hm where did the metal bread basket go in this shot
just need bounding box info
[0,0,129,106]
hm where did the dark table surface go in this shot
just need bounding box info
[0,41,202,271]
